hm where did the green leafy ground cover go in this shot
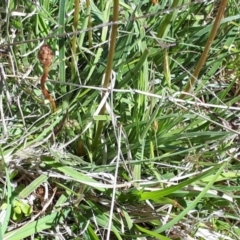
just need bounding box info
[1,0,240,239]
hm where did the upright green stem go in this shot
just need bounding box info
[157,0,183,39]
[180,0,227,99]
[71,0,80,68]
[86,0,92,48]
[58,0,68,108]
[92,0,119,149]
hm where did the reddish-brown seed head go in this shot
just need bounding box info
[38,44,53,67]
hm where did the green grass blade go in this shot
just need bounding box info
[18,174,48,199]
[154,160,228,233]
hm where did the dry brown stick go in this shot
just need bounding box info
[180,0,228,99]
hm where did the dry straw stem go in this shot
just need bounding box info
[180,0,228,99]
[92,0,119,148]
[86,0,93,47]
[71,0,80,67]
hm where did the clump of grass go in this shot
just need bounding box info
[1,0,240,239]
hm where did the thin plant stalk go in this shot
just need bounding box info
[92,0,119,149]
[86,0,92,48]
[180,0,227,99]
[71,0,80,70]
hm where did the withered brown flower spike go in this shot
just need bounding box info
[37,44,68,136]
[38,44,56,112]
